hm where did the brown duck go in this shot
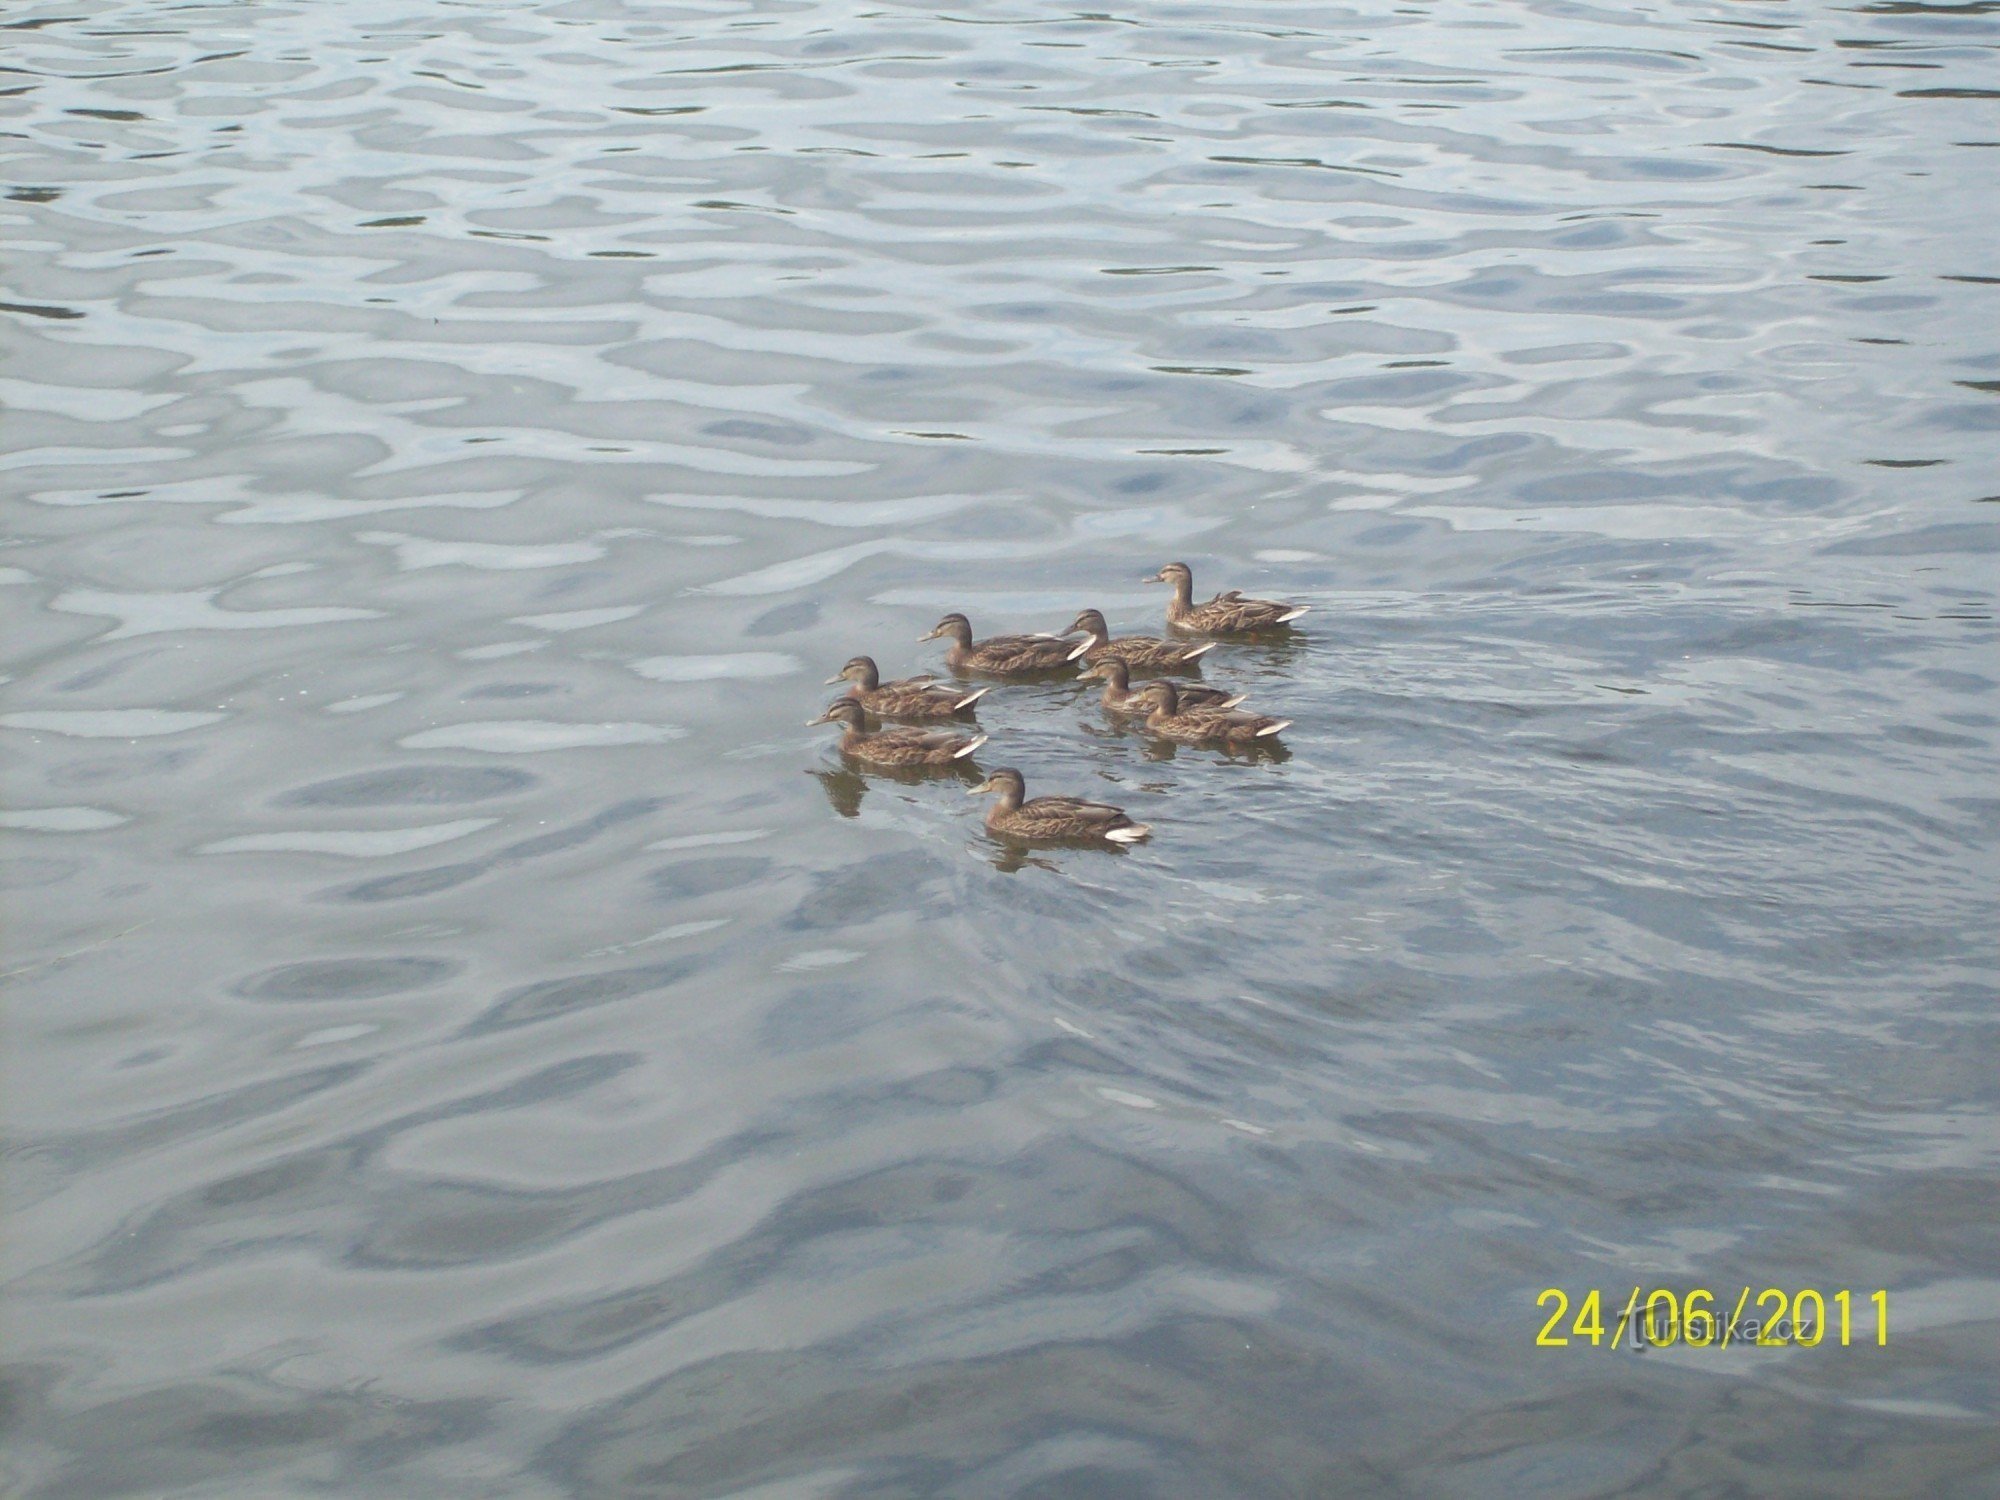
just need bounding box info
[968,768,1151,845]
[825,656,990,722]
[1059,609,1217,672]
[1149,562,1310,636]
[1136,679,1292,749]
[1081,658,1245,714]
[921,613,1085,678]
[809,699,987,769]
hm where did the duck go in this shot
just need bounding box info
[921,612,1086,678]
[1148,562,1310,636]
[968,768,1151,845]
[1058,609,1218,673]
[1081,657,1245,714]
[1135,679,1292,749]
[809,699,987,769]
[825,655,990,722]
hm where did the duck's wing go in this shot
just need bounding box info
[1184,597,1247,630]
[971,634,1077,672]
[916,728,985,757]
[868,685,949,714]
[847,728,930,762]
[881,673,953,693]
[1177,684,1241,709]
[1048,798,1149,840]
[1014,795,1148,841]
[872,679,989,716]
[1116,636,1216,668]
[1233,594,1309,624]
[881,726,947,751]
[1219,710,1291,738]
[1027,796,1128,825]
[1190,595,1305,632]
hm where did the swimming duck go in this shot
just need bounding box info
[1148,562,1310,636]
[968,767,1151,845]
[1136,679,1292,749]
[809,699,987,769]
[1081,658,1245,714]
[921,613,1086,678]
[825,655,990,722]
[1059,609,1217,672]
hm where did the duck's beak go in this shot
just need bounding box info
[917,627,940,642]
[823,673,843,685]
[806,710,835,726]
[965,778,993,795]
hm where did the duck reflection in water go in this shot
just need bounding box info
[809,756,985,820]
[809,766,869,819]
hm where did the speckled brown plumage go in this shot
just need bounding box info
[1136,679,1292,749]
[809,699,988,768]
[1060,609,1218,672]
[825,655,990,722]
[921,613,1084,678]
[1150,562,1310,636]
[968,768,1151,845]
[1081,658,1245,714]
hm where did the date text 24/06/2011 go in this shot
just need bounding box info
[1535,1288,1888,1349]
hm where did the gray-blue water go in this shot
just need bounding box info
[3,0,1997,1495]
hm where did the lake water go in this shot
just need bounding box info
[3,0,1998,1495]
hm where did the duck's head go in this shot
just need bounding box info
[1137,679,1180,714]
[1147,562,1193,587]
[1079,657,1131,689]
[920,612,973,644]
[807,699,869,730]
[966,767,1026,803]
[824,655,878,687]
[1064,608,1110,639]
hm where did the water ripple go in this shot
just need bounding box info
[4,0,1997,1492]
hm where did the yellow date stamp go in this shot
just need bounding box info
[1536,1287,1889,1349]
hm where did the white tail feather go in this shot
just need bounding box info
[954,686,991,709]
[1277,605,1310,623]
[1105,824,1151,843]
[1221,693,1248,710]
[953,734,988,759]
[1065,638,1095,662]
[1255,720,1292,738]
[1181,641,1218,660]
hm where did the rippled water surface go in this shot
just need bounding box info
[4,0,1999,1494]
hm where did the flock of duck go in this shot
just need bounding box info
[810,563,1309,847]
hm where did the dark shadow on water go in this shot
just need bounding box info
[810,758,984,819]
[980,831,1137,874]
[1140,734,1292,766]
[810,767,868,818]
[984,841,1070,875]
[1195,630,1309,669]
